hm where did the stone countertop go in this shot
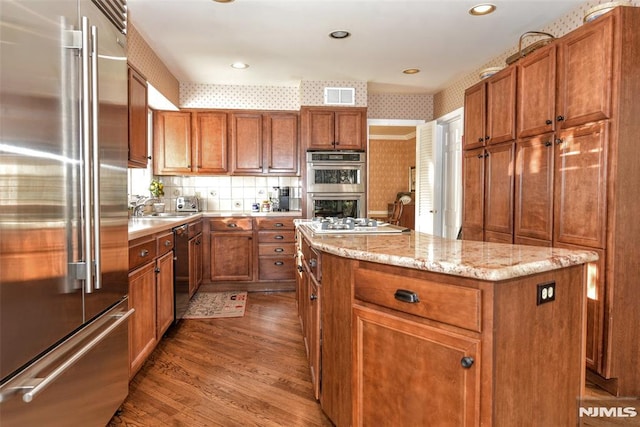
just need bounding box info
[296,223,599,281]
[128,211,303,241]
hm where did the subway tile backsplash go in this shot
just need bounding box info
[128,169,301,212]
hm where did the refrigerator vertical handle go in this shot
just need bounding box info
[81,16,94,294]
[91,24,102,290]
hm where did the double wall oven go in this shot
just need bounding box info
[306,151,365,218]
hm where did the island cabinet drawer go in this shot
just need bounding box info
[129,238,157,271]
[209,218,253,231]
[258,230,295,243]
[156,231,174,256]
[354,268,482,332]
[256,217,295,230]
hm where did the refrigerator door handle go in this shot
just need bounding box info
[19,308,134,403]
[81,16,93,294]
[90,24,102,290]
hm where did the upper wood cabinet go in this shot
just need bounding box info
[301,106,366,151]
[193,111,228,174]
[230,111,299,175]
[154,110,229,175]
[556,12,613,130]
[517,45,557,139]
[127,67,149,168]
[153,111,193,175]
[463,67,516,150]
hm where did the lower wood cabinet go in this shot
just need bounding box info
[209,218,254,281]
[128,230,174,379]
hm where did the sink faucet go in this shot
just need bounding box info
[132,196,158,217]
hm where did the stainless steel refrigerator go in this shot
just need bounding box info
[0,1,132,425]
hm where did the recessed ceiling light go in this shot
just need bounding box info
[231,62,249,69]
[469,3,496,16]
[403,68,420,75]
[329,30,351,39]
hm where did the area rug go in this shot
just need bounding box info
[183,291,247,319]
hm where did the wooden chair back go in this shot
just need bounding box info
[388,201,404,225]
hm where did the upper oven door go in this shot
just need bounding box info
[307,162,366,193]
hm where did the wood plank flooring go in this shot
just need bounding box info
[108,291,332,426]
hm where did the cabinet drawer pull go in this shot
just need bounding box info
[545,119,553,125]
[274,247,284,253]
[555,138,564,145]
[544,141,552,147]
[297,265,304,273]
[274,235,284,240]
[556,115,565,122]
[274,261,284,266]
[274,223,284,227]
[164,240,172,247]
[461,357,474,369]
[139,249,149,257]
[310,294,318,301]
[154,267,160,274]
[227,223,238,228]
[394,289,419,303]
[309,258,318,268]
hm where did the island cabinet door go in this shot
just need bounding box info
[352,305,480,427]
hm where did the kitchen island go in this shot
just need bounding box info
[294,223,598,427]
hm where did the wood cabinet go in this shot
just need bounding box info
[554,122,607,250]
[128,230,174,379]
[463,67,516,150]
[514,133,554,245]
[301,106,366,151]
[462,143,514,243]
[209,218,253,282]
[153,111,193,175]
[517,44,556,138]
[351,260,585,427]
[230,112,263,174]
[256,217,296,281]
[264,112,299,174]
[187,220,203,297]
[462,7,640,396]
[127,67,149,168]
[154,110,228,175]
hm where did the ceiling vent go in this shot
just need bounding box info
[324,87,355,106]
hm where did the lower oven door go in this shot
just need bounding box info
[307,192,365,218]
[306,163,365,193]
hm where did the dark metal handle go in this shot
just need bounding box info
[556,115,565,122]
[477,153,484,159]
[274,235,284,240]
[545,119,553,125]
[164,240,172,247]
[394,289,419,303]
[544,141,552,147]
[297,265,304,272]
[227,223,238,228]
[478,137,484,143]
[139,249,149,257]
[195,238,201,245]
[484,136,490,141]
[555,138,564,145]
[274,223,284,227]
[154,267,160,274]
[309,258,318,268]
[274,261,284,266]
[484,152,489,158]
[310,294,318,301]
[274,247,284,253]
[461,357,475,369]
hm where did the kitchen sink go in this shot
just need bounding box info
[134,212,197,220]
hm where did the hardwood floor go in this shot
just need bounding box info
[109,291,332,427]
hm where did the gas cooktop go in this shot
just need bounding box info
[307,217,410,234]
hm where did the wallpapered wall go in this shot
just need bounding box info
[368,138,416,213]
[433,0,640,117]
[127,24,180,107]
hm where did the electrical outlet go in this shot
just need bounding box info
[537,281,556,305]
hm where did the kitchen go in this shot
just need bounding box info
[2,0,640,426]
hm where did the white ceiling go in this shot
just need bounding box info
[127,0,585,94]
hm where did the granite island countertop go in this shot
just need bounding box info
[296,223,598,281]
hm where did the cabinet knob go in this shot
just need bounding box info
[478,137,484,143]
[556,115,565,122]
[147,155,152,160]
[484,152,489,158]
[309,258,318,268]
[297,265,304,273]
[555,138,564,145]
[545,119,553,125]
[477,153,484,159]
[460,357,474,369]
[310,294,318,301]
[154,267,160,274]
[140,249,149,257]
[484,136,490,141]
[164,240,172,247]
[394,289,420,303]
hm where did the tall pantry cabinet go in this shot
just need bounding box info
[462,6,640,397]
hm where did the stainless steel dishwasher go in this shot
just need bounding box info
[173,224,190,323]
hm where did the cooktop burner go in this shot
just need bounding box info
[308,217,409,234]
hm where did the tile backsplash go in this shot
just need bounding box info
[129,169,301,212]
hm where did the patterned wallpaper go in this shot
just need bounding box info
[368,93,434,120]
[181,83,300,110]
[368,138,416,214]
[433,0,640,118]
[127,24,180,107]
